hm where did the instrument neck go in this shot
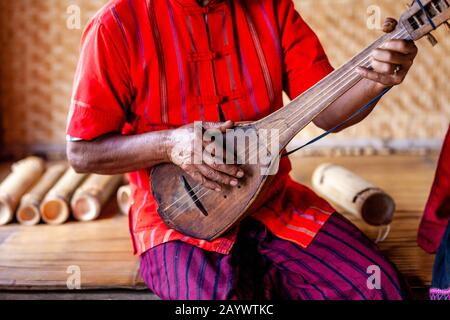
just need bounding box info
[255,26,410,148]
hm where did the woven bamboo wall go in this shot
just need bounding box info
[0,0,449,157]
[0,0,105,157]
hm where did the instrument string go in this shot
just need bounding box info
[167,48,400,222]
[168,59,376,221]
[166,28,408,220]
[415,0,437,30]
[164,50,379,214]
[166,29,408,221]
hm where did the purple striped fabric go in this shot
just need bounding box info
[140,213,409,300]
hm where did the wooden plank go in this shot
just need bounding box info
[0,290,158,300]
[0,200,145,290]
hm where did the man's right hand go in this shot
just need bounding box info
[165,121,245,192]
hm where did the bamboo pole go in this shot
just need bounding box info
[0,157,45,225]
[40,168,87,225]
[16,163,67,226]
[312,163,395,226]
[71,175,123,222]
[117,185,131,216]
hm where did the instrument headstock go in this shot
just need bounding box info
[399,0,450,45]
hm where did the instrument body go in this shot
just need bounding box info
[152,124,278,240]
[151,0,450,240]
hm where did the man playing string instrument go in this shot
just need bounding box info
[67,0,417,300]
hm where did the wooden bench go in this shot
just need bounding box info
[0,155,438,299]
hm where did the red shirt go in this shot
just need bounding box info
[67,0,336,256]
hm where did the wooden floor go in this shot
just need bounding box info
[0,155,439,297]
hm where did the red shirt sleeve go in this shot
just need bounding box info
[277,0,334,99]
[66,17,132,141]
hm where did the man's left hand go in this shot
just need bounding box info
[357,19,418,88]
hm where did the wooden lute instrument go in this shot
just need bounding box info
[151,0,450,240]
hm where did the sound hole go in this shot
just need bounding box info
[181,176,209,217]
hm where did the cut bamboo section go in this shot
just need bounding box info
[17,163,67,226]
[0,157,45,225]
[71,175,123,222]
[312,163,395,226]
[117,185,131,216]
[40,168,87,225]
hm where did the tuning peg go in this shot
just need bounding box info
[426,33,438,46]
[383,17,398,33]
[445,21,450,32]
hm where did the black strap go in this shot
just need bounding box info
[282,86,392,158]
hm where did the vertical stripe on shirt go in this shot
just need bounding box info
[257,0,282,60]
[186,16,205,121]
[167,0,188,124]
[221,10,229,46]
[127,0,146,67]
[240,1,275,105]
[133,192,149,231]
[164,229,175,243]
[238,48,260,115]
[221,13,244,120]
[150,228,157,248]
[227,0,260,116]
[127,0,152,123]
[110,6,130,49]
[146,0,169,124]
